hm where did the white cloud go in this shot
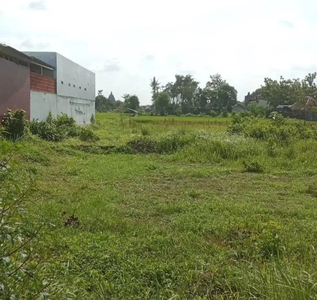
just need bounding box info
[20,38,49,49]
[1,0,317,104]
[28,0,46,10]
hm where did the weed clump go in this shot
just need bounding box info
[79,128,100,142]
[1,109,27,141]
[30,112,99,142]
[141,127,150,136]
[242,160,264,173]
[228,113,317,143]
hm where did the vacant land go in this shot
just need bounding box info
[2,113,317,299]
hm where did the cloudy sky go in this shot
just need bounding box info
[0,0,316,104]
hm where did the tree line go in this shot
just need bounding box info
[95,73,237,115]
[95,72,317,115]
[95,90,140,112]
[151,74,237,116]
[256,72,317,108]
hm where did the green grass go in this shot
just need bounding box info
[2,113,317,299]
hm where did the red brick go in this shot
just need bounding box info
[30,72,56,94]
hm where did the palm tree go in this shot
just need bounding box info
[150,77,160,103]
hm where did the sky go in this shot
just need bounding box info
[1,0,317,104]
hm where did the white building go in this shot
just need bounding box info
[24,51,95,125]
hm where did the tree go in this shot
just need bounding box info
[157,73,236,115]
[95,90,116,112]
[164,75,199,114]
[248,102,267,117]
[205,74,237,113]
[155,92,170,115]
[150,77,160,103]
[95,90,107,112]
[259,74,317,109]
[123,94,140,110]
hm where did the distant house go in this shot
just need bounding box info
[108,92,116,102]
[244,90,268,107]
[232,103,247,113]
[276,97,317,121]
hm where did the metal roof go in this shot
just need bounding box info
[0,43,54,70]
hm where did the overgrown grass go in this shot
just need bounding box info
[2,113,317,299]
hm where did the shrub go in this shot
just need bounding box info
[248,103,267,117]
[141,127,150,136]
[79,128,100,142]
[1,109,27,141]
[55,113,76,128]
[258,221,283,259]
[29,120,67,142]
[175,108,182,116]
[0,125,4,138]
[210,110,218,117]
[239,111,252,117]
[29,113,99,142]
[228,113,317,144]
[90,114,96,124]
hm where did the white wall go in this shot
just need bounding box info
[24,52,95,101]
[56,96,95,125]
[30,91,95,125]
[56,53,95,100]
[30,91,57,121]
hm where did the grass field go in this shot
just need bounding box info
[2,113,317,299]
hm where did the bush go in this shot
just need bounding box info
[55,113,76,128]
[29,121,67,141]
[228,113,317,144]
[239,111,252,117]
[141,127,150,136]
[175,108,182,116]
[248,103,267,117]
[79,128,100,142]
[210,110,218,117]
[29,113,99,142]
[1,109,27,141]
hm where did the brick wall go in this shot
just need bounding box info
[30,72,56,94]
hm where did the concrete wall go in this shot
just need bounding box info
[258,100,268,107]
[57,96,95,125]
[30,91,95,124]
[56,53,95,100]
[0,58,30,120]
[23,52,95,100]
